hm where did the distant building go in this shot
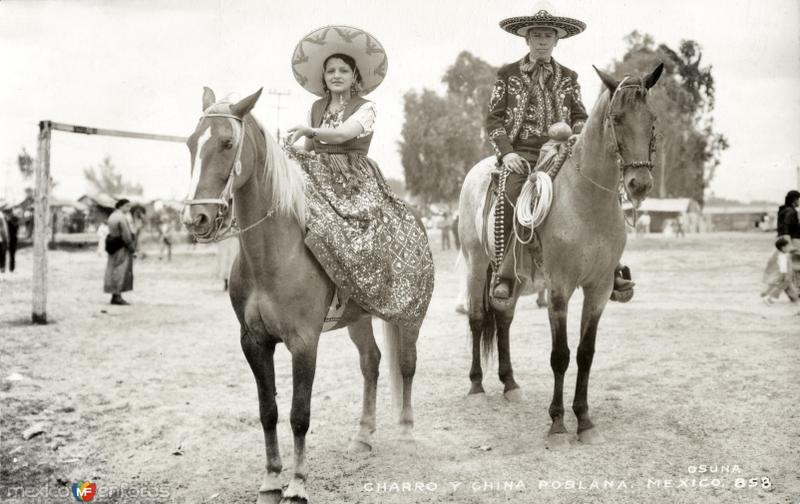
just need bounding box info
[702,205,774,232]
[622,198,702,233]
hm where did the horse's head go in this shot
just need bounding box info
[182,87,263,241]
[593,64,663,206]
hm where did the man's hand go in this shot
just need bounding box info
[502,152,530,175]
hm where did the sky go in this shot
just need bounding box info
[1,0,798,204]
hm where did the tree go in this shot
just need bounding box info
[611,31,728,205]
[83,156,143,197]
[17,148,33,179]
[399,51,497,204]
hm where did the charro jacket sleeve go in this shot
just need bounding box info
[486,71,514,163]
[568,72,588,132]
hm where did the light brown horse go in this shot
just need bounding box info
[182,88,425,504]
[458,65,663,448]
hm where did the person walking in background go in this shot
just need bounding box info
[104,199,136,305]
[0,208,8,274]
[761,237,799,304]
[439,211,452,250]
[216,238,239,291]
[451,212,460,250]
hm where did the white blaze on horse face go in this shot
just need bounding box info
[188,126,212,200]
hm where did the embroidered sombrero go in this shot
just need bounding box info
[500,9,586,39]
[291,25,388,97]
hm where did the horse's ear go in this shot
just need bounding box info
[644,63,664,89]
[203,87,216,111]
[593,65,619,94]
[230,88,263,118]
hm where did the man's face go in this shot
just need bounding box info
[526,27,558,61]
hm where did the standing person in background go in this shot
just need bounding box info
[0,208,8,274]
[439,211,452,250]
[216,238,239,291]
[452,212,460,250]
[104,199,136,305]
[777,190,800,248]
[6,209,19,272]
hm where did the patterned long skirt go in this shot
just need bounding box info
[287,147,434,330]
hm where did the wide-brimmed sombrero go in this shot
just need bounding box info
[291,25,388,97]
[500,9,586,39]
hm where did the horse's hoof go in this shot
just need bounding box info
[347,438,373,454]
[545,433,571,450]
[257,490,283,504]
[279,497,307,504]
[578,427,605,445]
[504,388,525,403]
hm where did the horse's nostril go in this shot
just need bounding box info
[193,214,207,227]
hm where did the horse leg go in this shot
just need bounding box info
[240,329,283,504]
[574,289,609,445]
[466,263,490,398]
[497,306,523,402]
[346,317,380,453]
[282,335,320,504]
[546,289,572,449]
[397,325,419,446]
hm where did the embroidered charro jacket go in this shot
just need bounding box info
[486,55,588,163]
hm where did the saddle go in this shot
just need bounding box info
[482,135,578,268]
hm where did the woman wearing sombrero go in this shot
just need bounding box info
[286,26,433,329]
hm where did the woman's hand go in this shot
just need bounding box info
[286,125,311,145]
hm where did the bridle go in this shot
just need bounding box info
[575,75,657,196]
[183,112,275,243]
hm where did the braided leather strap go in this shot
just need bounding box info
[494,166,509,270]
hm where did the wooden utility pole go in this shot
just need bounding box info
[32,121,52,324]
[30,120,187,324]
[267,89,290,141]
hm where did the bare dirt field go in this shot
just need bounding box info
[1,232,798,504]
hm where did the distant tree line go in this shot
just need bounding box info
[399,33,727,206]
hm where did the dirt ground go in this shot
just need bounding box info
[1,232,798,504]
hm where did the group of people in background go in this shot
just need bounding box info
[761,190,800,306]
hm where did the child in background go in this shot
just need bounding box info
[761,237,799,304]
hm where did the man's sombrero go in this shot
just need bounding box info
[291,25,388,97]
[500,10,586,39]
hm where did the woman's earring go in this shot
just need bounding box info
[350,82,359,96]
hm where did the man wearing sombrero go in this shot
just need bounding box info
[487,9,589,302]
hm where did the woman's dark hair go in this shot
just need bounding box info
[775,237,789,251]
[785,190,800,206]
[115,198,130,209]
[321,53,362,93]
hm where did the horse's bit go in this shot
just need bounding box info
[184,112,275,242]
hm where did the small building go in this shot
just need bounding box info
[622,198,702,233]
[702,205,774,232]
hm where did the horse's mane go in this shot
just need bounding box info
[206,101,306,228]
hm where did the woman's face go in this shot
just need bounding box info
[324,57,356,94]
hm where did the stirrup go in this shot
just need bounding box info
[489,273,516,311]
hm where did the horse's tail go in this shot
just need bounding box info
[480,264,497,362]
[383,321,403,415]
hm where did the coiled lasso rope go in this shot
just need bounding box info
[514,171,554,244]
